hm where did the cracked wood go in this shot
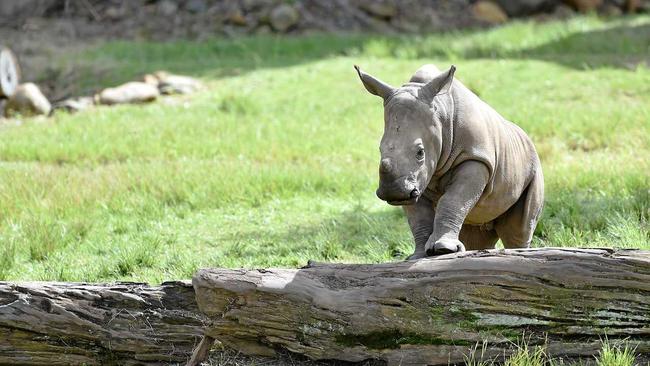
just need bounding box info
[0,281,207,365]
[193,248,650,366]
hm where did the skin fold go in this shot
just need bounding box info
[355,64,544,258]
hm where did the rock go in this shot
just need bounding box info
[606,0,626,7]
[241,0,274,12]
[494,0,559,16]
[269,4,299,32]
[143,73,159,86]
[53,96,95,113]
[228,11,248,26]
[0,0,58,18]
[625,0,641,12]
[185,0,207,13]
[154,71,202,95]
[5,83,51,116]
[97,82,159,105]
[104,6,125,20]
[601,3,623,15]
[472,1,508,24]
[358,1,397,18]
[563,0,603,12]
[552,3,576,18]
[255,24,273,35]
[158,0,178,16]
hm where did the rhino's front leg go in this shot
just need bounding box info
[425,161,490,256]
[403,195,435,260]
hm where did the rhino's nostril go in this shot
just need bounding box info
[410,189,419,198]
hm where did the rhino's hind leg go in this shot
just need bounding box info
[495,167,544,248]
[459,224,499,251]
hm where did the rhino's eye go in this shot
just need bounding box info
[416,148,425,161]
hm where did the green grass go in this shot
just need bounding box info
[0,15,649,282]
[207,337,641,366]
[597,342,637,366]
[462,338,639,366]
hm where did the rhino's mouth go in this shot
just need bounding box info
[387,197,418,206]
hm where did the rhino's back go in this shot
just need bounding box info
[409,64,441,84]
[447,84,541,224]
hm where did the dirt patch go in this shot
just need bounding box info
[0,18,112,102]
[206,347,386,366]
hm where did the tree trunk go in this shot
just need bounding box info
[0,281,207,365]
[0,47,20,98]
[193,248,650,366]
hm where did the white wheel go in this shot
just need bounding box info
[0,47,20,98]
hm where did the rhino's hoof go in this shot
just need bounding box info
[426,239,465,256]
[406,251,426,261]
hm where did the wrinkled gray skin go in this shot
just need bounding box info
[355,64,544,258]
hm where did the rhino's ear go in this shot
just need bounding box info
[354,65,395,100]
[419,65,456,102]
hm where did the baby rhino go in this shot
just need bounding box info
[355,64,544,259]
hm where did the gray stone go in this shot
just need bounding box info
[54,96,95,113]
[185,0,207,13]
[0,0,57,18]
[153,71,202,95]
[241,0,275,12]
[158,0,178,16]
[104,6,125,20]
[358,1,397,18]
[6,83,51,116]
[494,0,559,16]
[97,82,159,105]
[269,4,299,32]
[255,24,273,35]
[601,4,623,15]
[552,3,576,17]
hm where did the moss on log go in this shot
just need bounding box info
[0,281,207,365]
[193,248,650,366]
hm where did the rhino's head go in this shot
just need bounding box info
[355,65,455,206]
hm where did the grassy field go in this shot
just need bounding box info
[0,15,648,283]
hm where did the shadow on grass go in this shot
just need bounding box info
[222,206,412,266]
[66,18,649,96]
[535,184,650,246]
[511,23,650,69]
[221,182,650,267]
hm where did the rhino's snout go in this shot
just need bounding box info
[376,157,421,205]
[379,158,393,175]
[376,180,420,206]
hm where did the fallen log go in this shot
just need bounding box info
[193,248,650,366]
[0,281,207,365]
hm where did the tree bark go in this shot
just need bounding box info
[193,248,650,366]
[0,281,207,365]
